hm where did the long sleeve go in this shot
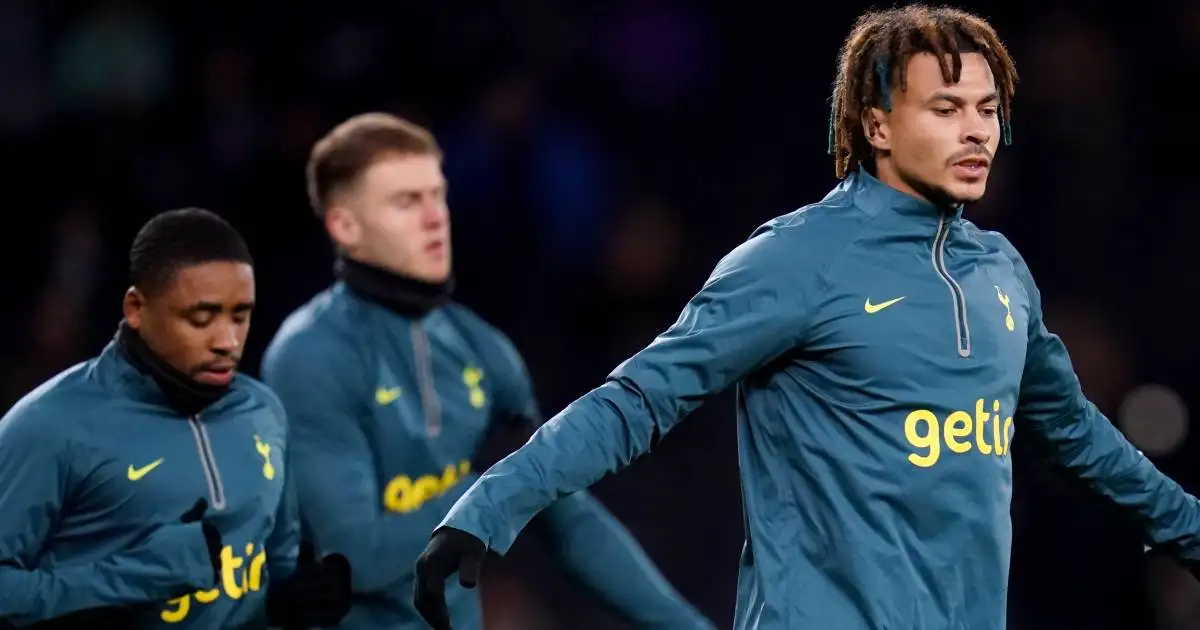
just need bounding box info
[0,407,204,625]
[533,494,714,629]
[441,224,820,553]
[1006,243,1200,560]
[487,334,714,628]
[262,333,465,594]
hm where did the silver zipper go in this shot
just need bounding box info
[188,414,227,510]
[410,323,442,437]
[932,215,971,358]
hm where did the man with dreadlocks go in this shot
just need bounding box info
[412,4,1200,629]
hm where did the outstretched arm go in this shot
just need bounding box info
[484,334,714,628]
[1005,241,1200,561]
[532,493,714,629]
[442,223,821,554]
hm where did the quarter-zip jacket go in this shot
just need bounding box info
[263,280,712,630]
[438,168,1200,629]
[0,343,298,628]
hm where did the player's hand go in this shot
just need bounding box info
[60,498,224,613]
[413,527,486,630]
[178,497,223,587]
[267,540,353,629]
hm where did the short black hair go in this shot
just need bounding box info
[129,208,253,296]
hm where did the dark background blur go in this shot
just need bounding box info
[4,0,1200,628]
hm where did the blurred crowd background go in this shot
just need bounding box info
[3,0,1200,628]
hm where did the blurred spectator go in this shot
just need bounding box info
[1012,12,1129,293]
[53,0,173,118]
[2,288,88,410]
[0,0,46,135]
[442,71,615,271]
[200,46,262,180]
[592,0,712,111]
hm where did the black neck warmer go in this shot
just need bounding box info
[115,321,231,416]
[335,256,452,318]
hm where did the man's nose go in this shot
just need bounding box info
[422,201,448,228]
[210,325,240,354]
[964,114,992,146]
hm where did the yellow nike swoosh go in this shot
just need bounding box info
[864,296,905,314]
[127,458,164,481]
[375,387,402,406]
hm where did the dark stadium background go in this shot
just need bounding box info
[2,1,1197,628]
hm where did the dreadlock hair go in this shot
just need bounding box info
[828,4,1018,179]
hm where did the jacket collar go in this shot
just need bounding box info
[841,167,965,222]
[336,256,452,318]
[110,322,232,417]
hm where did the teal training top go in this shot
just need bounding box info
[263,283,712,630]
[438,169,1200,630]
[0,343,298,629]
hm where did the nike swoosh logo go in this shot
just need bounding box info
[375,387,402,406]
[128,458,164,481]
[864,296,905,314]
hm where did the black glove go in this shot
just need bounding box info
[267,541,352,629]
[413,527,487,630]
[179,498,222,588]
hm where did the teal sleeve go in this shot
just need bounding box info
[442,225,817,553]
[262,335,463,594]
[534,494,715,629]
[0,407,209,624]
[1006,244,1200,560]
[264,408,300,581]
[489,336,714,628]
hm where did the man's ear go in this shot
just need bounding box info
[324,205,362,252]
[123,287,145,328]
[862,106,892,152]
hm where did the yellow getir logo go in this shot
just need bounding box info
[160,543,267,622]
[904,399,1014,468]
[383,460,471,513]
